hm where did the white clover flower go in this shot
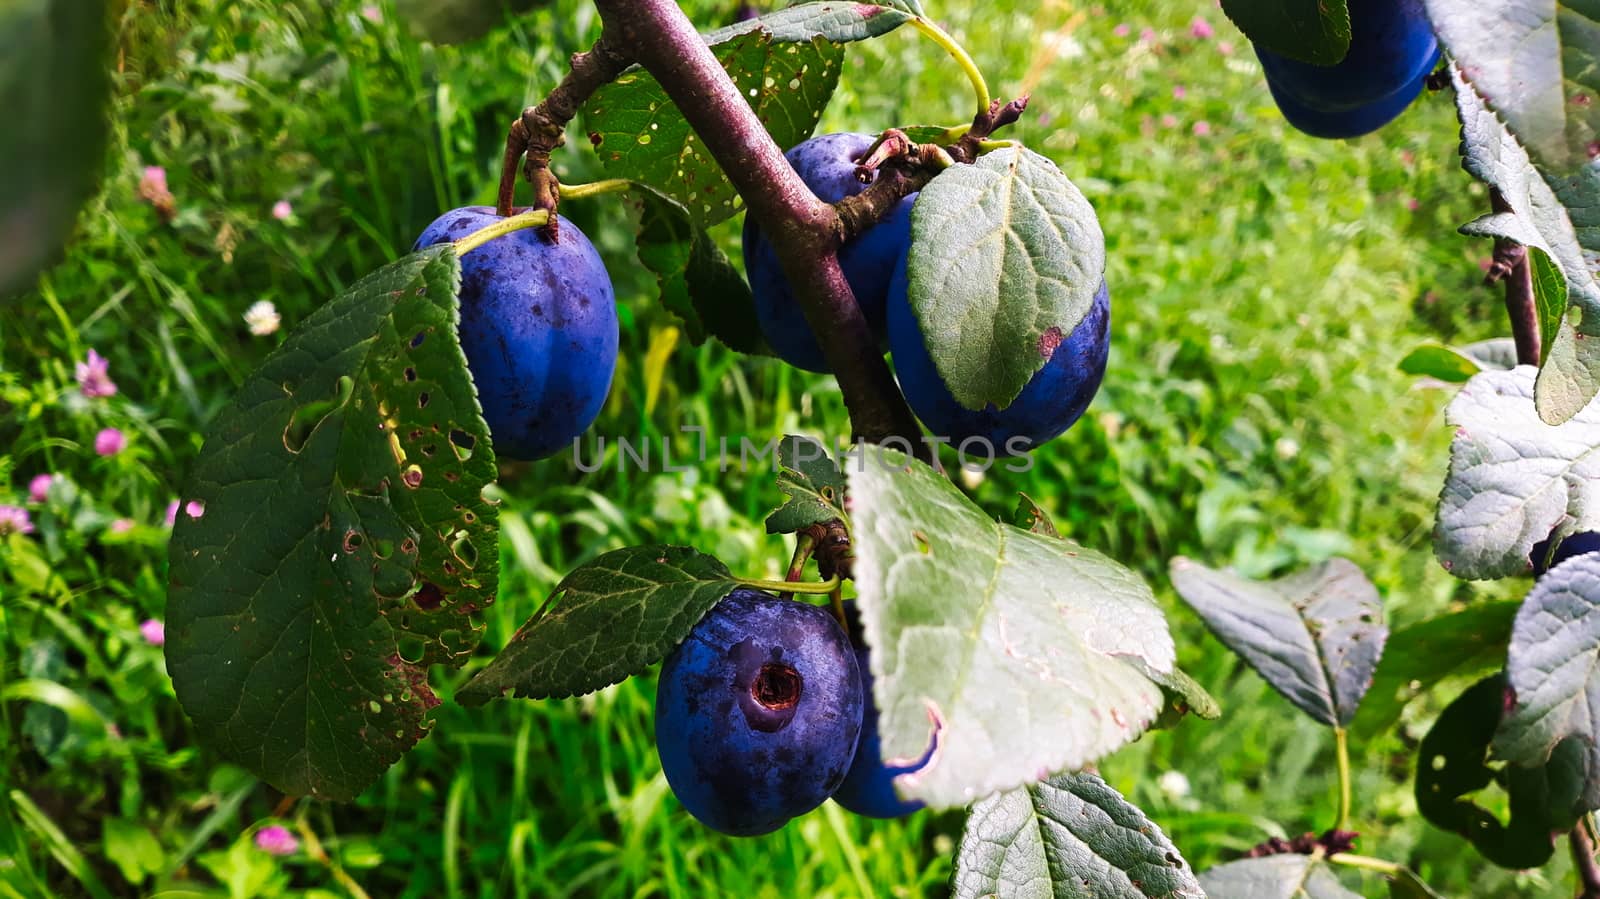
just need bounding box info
[244,300,281,336]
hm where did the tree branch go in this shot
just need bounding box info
[1488,188,1542,367]
[588,0,926,451]
[495,37,632,225]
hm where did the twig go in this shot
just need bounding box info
[494,37,632,232]
[1572,822,1600,899]
[1487,188,1542,366]
[589,0,927,451]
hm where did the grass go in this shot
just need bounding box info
[0,0,1554,895]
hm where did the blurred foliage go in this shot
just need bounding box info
[0,0,1552,895]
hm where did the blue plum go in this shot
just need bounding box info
[1531,531,1600,578]
[742,132,916,372]
[1254,0,1440,139]
[655,589,864,836]
[413,206,617,461]
[832,603,929,819]
[887,256,1111,455]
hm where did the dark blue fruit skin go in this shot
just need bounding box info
[1531,531,1600,577]
[1255,0,1440,139]
[887,255,1111,455]
[832,603,929,819]
[742,132,916,372]
[413,207,617,461]
[655,589,864,836]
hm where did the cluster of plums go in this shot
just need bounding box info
[654,588,929,835]
[1253,0,1440,139]
[745,132,1111,454]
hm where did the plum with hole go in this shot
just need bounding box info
[742,132,915,372]
[887,256,1110,455]
[655,588,863,836]
[1254,0,1440,139]
[1531,531,1600,577]
[832,602,929,819]
[413,207,617,461]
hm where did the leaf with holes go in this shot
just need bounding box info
[765,435,847,535]
[1495,553,1600,814]
[1,0,113,295]
[1352,599,1518,741]
[1012,493,1059,537]
[905,146,1106,410]
[1169,558,1386,728]
[456,545,740,705]
[584,30,840,228]
[165,246,498,801]
[1199,855,1358,899]
[704,1,916,45]
[850,450,1176,809]
[633,191,768,354]
[952,771,1204,899]
[1434,366,1600,580]
[1219,0,1350,65]
[1448,62,1600,425]
[1418,674,1586,869]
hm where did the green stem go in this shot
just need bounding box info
[738,576,841,596]
[1334,726,1352,832]
[910,16,990,119]
[1327,853,1403,876]
[453,179,633,255]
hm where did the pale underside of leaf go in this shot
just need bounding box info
[1169,558,1386,728]
[851,453,1174,809]
[953,772,1204,899]
[1495,553,1600,810]
[1434,366,1600,580]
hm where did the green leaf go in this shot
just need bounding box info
[456,546,739,706]
[585,31,841,228]
[1199,855,1358,899]
[905,147,1106,410]
[1149,666,1223,730]
[952,772,1205,899]
[0,0,113,295]
[704,1,916,44]
[1169,558,1387,728]
[850,450,1176,809]
[166,247,498,801]
[393,0,548,44]
[1424,0,1600,173]
[1433,366,1600,580]
[1448,62,1600,425]
[1417,674,1585,869]
[1397,345,1483,383]
[1352,600,1519,741]
[1495,553,1600,812]
[765,435,847,535]
[1387,869,1447,899]
[102,818,165,886]
[1219,0,1351,65]
[633,192,768,354]
[1012,493,1059,537]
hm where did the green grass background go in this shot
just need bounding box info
[0,0,1553,895]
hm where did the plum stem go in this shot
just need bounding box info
[1572,819,1600,898]
[909,16,991,119]
[737,575,840,596]
[455,180,633,255]
[1332,726,1351,832]
[592,0,928,450]
[495,37,632,223]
